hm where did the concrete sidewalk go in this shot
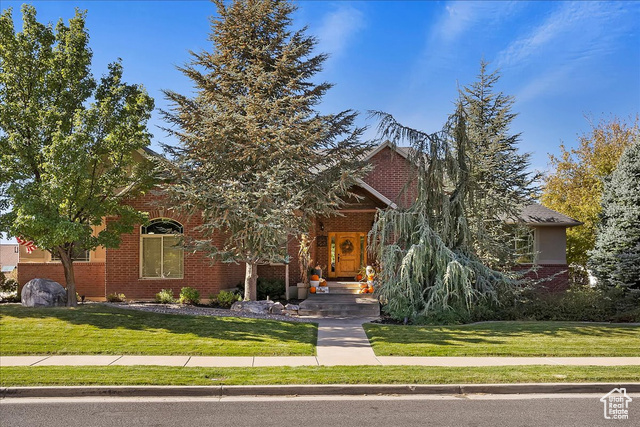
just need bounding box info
[2,316,639,367]
[3,355,640,367]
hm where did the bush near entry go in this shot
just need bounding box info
[257,278,286,301]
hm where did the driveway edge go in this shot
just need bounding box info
[3,383,640,398]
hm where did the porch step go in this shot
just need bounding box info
[322,281,367,295]
[298,293,380,317]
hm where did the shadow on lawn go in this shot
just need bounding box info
[365,321,640,348]
[0,303,317,347]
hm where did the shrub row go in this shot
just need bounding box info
[406,284,640,325]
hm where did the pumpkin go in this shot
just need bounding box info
[319,279,327,287]
[360,283,368,289]
[309,286,317,294]
[367,285,374,293]
[310,274,320,281]
[355,274,363,281]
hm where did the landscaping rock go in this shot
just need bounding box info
[269,302,284,315]
[21,278,67,307]
[283,303,299,316]
[230,300,274,314]
[107,302,314,323]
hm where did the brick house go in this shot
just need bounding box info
[17,141,581,299]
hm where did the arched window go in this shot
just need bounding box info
[140,218,184,278]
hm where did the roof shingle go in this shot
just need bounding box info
[518,203,582,227]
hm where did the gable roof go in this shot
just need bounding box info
[518,203,583,227]
[364,140,412,161]
[355,178,397,209]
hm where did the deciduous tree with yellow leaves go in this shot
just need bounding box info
[541,116,639,268]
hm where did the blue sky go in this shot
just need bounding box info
[2,1,639,243]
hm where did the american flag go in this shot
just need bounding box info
[16,237,37,254]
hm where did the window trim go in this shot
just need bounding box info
[139,218,184,279]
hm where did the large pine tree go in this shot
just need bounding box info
[162,0,371,300]
[588,141,640,289]
[458,61,537,267]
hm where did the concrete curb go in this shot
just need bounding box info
[3,383,640,398]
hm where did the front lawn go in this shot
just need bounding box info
[1,365,638,386]
[364,321,640,357]
[0,304,316,356]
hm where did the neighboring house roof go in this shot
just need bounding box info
[517,203,583,227]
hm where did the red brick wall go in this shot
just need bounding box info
[105,190,245,300]
[257,235,303,284]
[256,265,286,282]
[513,264,570,293]
[363,147,417,208]
[18,262,105,298]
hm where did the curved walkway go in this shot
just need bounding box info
[2,317,639,367]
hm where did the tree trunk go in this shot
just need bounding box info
[244,262,258,301]
[57,247,78,307]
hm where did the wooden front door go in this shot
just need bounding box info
[328,232,365,278]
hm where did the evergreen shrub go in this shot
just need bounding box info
[155,289,175,304]
[212,290,241,309]
[466,284,640,324]
[257,278,285,301]
[179,287,200,305]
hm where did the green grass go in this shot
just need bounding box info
[364,321,640,357]
[1,365,638,386]
[0,304,316,356]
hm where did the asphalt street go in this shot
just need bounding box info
[1,394,636,427]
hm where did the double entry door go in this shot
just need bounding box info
[328,232,366,278]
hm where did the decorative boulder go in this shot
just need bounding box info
[283,303,299,316]
[231,300,274,314]
[21,278,67,307]
[269,302,284,315]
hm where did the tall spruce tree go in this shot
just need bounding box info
[588,141,640,289]
[458,61,537,267]
[162,0,371,300]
